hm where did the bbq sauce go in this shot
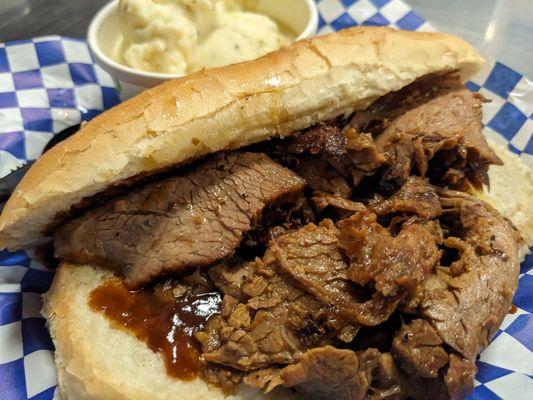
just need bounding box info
[89,279,221,380]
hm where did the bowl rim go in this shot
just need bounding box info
[87,0,319,84]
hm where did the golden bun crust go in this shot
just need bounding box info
[0,27,483,250]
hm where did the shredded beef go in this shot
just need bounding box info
[54,152,305,288]
[56,72,522,400]
[338,210,441,297]
[279,346,401,400]
[444,355,477,399]
[195,174,519,399]
[196,257,353,371]
[287,123,347,159]
[369,176,442,219]
[407,189,521,359]
[311,191,367,219]
[196,215,418,371]
[287,126,384,192]
[271,220,400,326]
[392,319,449,378]
[350,73,501,190]
[293,156,353,197]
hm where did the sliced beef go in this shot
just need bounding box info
[369,176,442,220]
[444,355,477,400]
[338,210,441,297]
[243,196,315,250]
[271,221,357,317]
[270,220,400,326]
[287,123,347,159]
[350,73,501,190]
[285,124,383,194]
[279,346,401,400]
[311,191,367,219]
[392,319,449,378]
[328,127,385,187]
[410,189,521,359]
[54,152,306,288]
[389,189,520,399]
[196,257,354,371]
[243,367,283,393]
[293,156,353,197]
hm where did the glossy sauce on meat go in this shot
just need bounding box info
[89,279,221,380]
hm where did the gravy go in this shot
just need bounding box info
[89,279,221,380]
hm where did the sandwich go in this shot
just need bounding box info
[0,27,531,400]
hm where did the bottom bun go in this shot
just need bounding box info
[478,141,533,250]
[42,141,531,400]
[42,263,291,400]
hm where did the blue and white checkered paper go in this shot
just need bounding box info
[0,1,532,399]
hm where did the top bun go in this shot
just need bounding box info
[0,27,483,250]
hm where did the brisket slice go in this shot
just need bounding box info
[408,189,521,359]
[53,152,306,288]
[279,346,401,400]
[350,73,502,190]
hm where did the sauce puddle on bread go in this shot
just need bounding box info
[89,278,221,380]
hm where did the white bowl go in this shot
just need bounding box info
[88,0,319,99]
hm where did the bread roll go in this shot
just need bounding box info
[0,27,484,250]
[478,141,533,251]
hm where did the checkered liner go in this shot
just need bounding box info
[0,1,531,399]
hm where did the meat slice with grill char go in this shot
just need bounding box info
[54,152,306,288]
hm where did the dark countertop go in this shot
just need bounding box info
[0,0,109,42]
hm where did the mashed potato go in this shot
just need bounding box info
[116,0,293,74]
